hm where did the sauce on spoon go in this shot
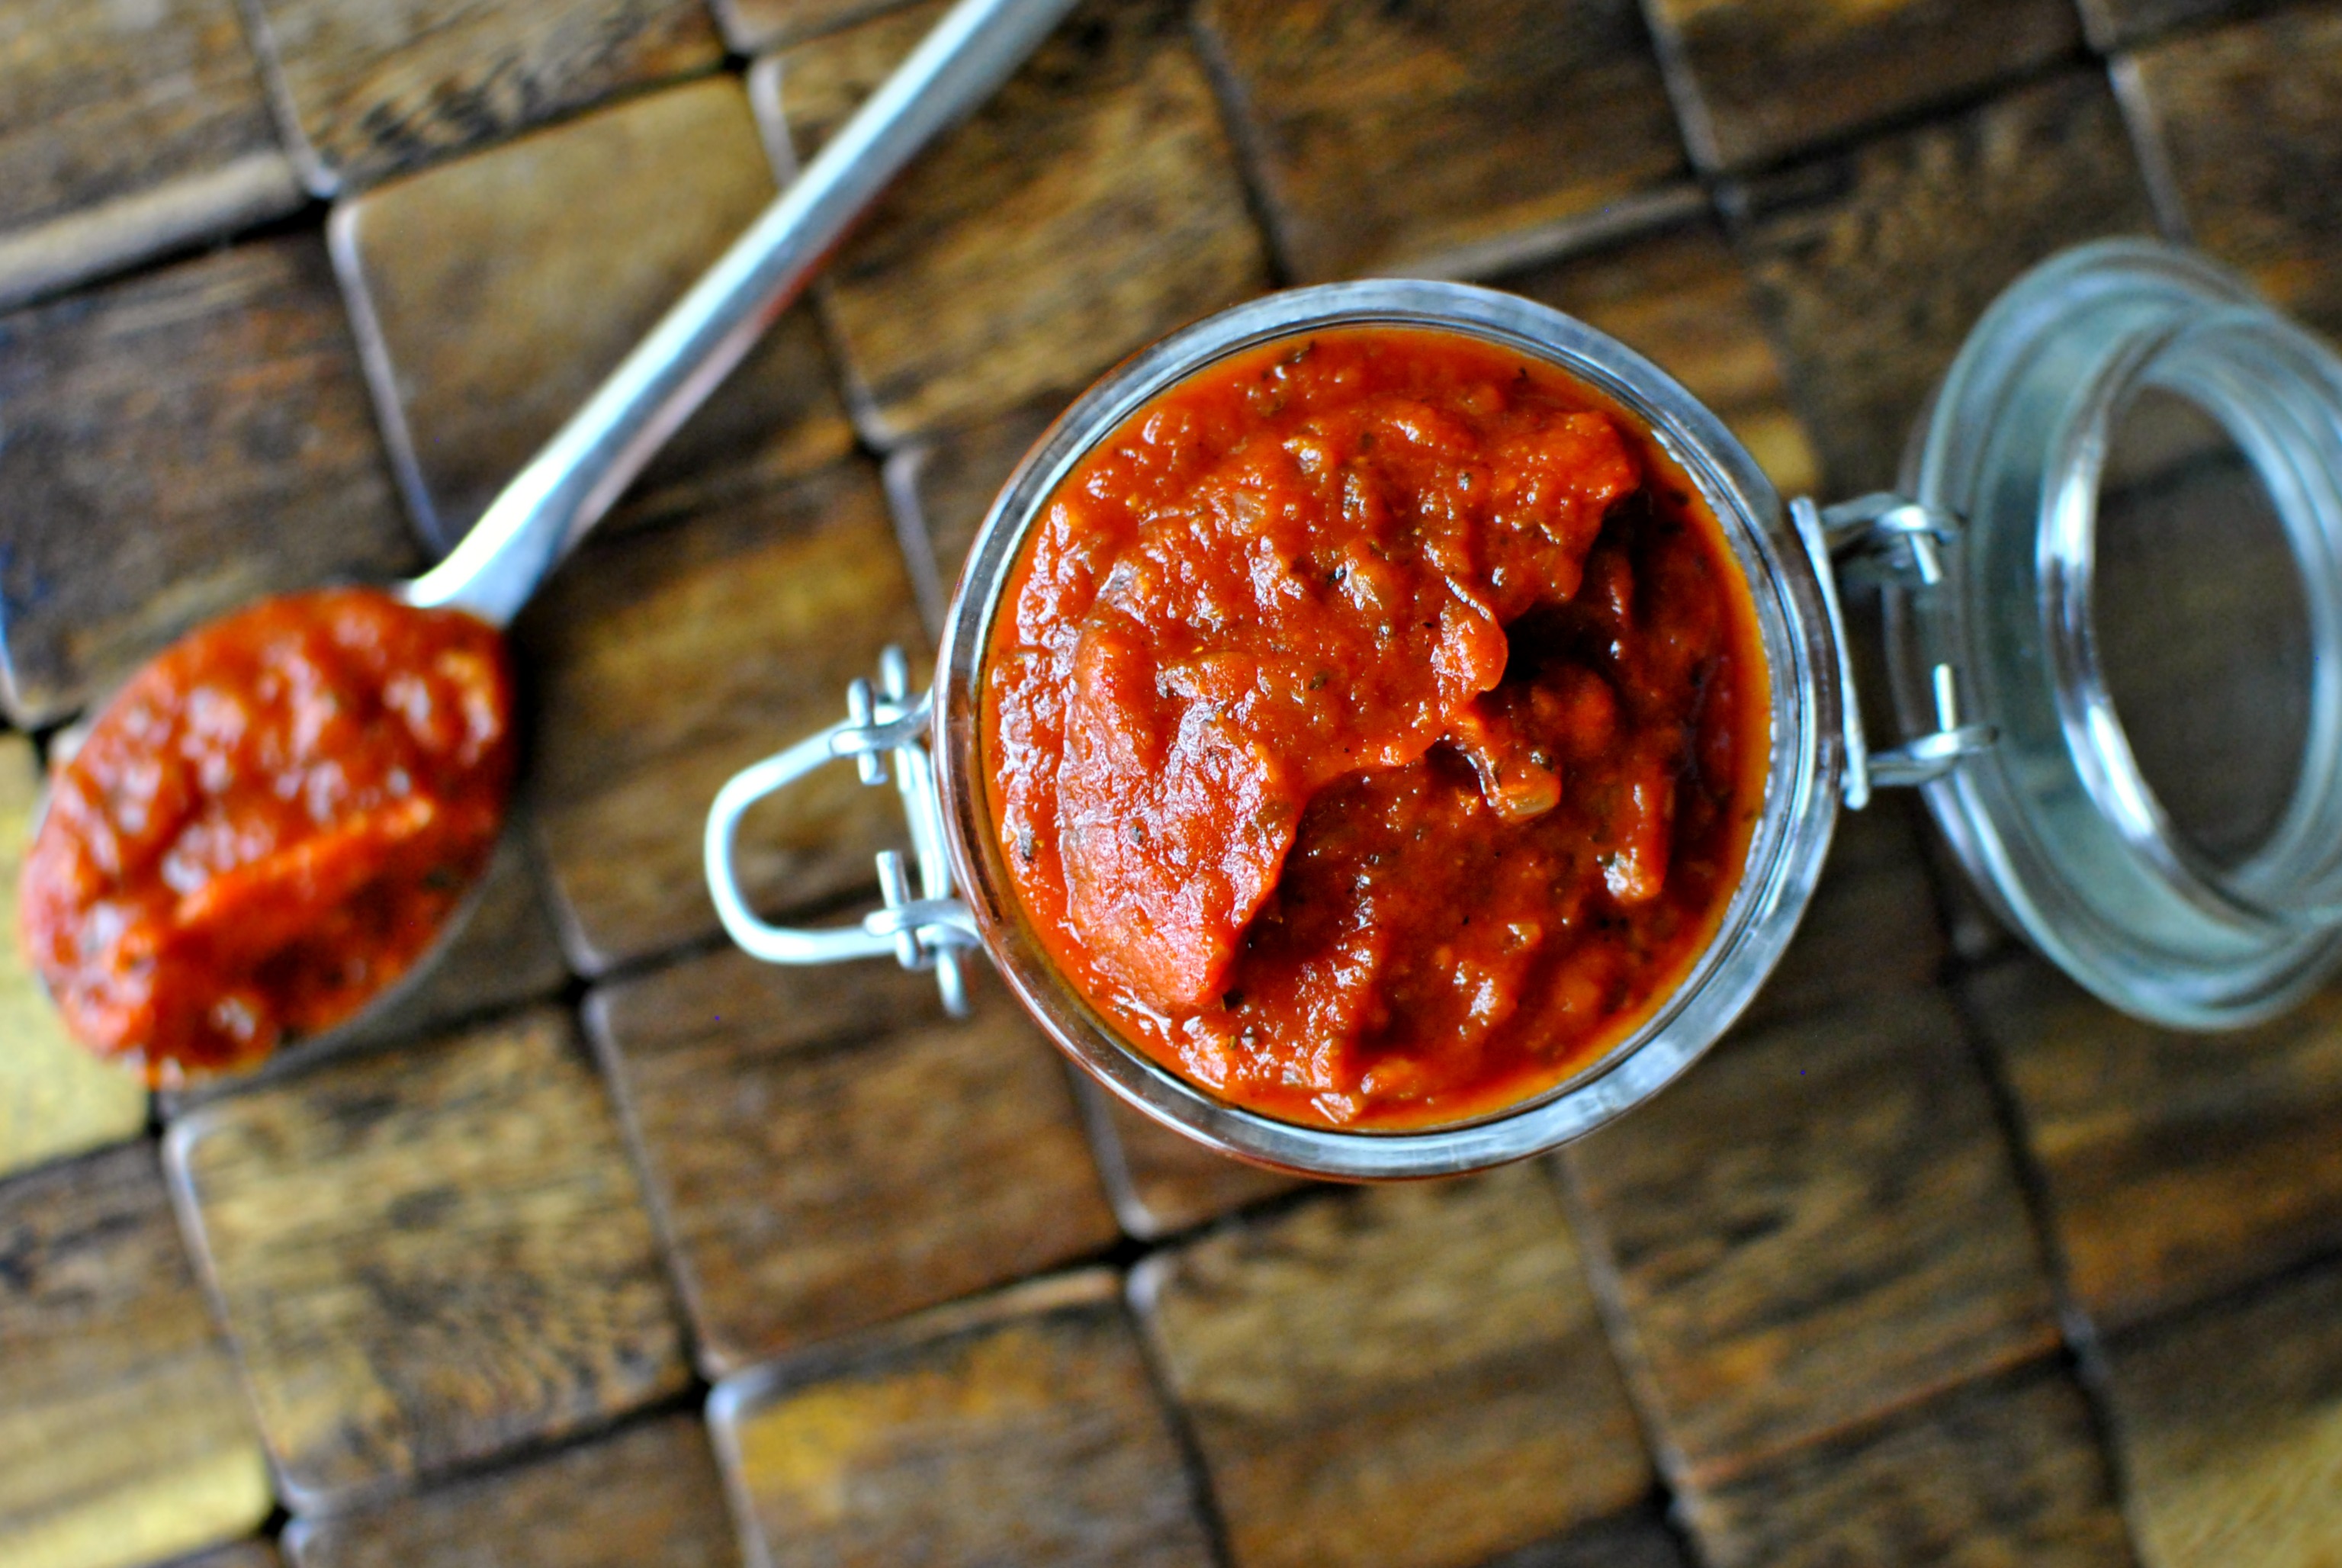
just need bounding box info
[18,588,513,1082]
[9,0,1082,1082]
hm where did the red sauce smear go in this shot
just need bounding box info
[18,587,516,1084]
[985,326,1766,1128]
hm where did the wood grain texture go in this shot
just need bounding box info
[0,234,419,728]
[1928,832,2020,965]
[0,734,149,1178]
[0,0,302,311]
[1077,1080,1303,1242]
[1680,1363,2135,1568]
[1194,0,1688,281]
[1642,0,2081,173]
[0,1143,274,1568]
[1481,1513,1689,1568]
[757,0,1269,444]
[165,1007,689,1509]
[284,1415,740,1568]
[0,0,278,229]
[2120,5,2342,340]
[2077,0,2279,51]
[1737,794,1948,1031]
[1500,214,1821,504]
[1132,1165,1650,1568]
[1560,989,2059,1486]
[884,397,1062,635]
[710,0,920,54]
[1959,956,2342,1333]
[519,458,926,974]
[333,76,853,554]
[586,952,1118,1375]
[167,1541,288,1568]
[238,0,722,194]
[2101,1257,2342,1568]
[1730,72,2158,495]
[712,1271,1214,1568]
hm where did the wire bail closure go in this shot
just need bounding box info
[706,501,1995,1014]
[1793,493,1997,811]
[703,646,979,1015]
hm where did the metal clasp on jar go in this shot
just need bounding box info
[702,647,979,1014]
[708,493,2003,1017]
[1792,492,1997,811]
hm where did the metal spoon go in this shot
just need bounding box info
[41,0,1083,1085]
[406,0,1079,625]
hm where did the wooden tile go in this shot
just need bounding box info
[2119,6,2342,341]
[1481,1512,1688,1568]
[1820,595,1990,972]
[284,1415,738,1566]
[1738,794,1948,1031]
[0,734,149,1179]
[1730,72,2158,495]
[587,950,1117,1375]
[2101,1257,2342,1568]
[169,1542,288,1568]
[1641,0,2081,174]
[238,0,723,195]
[0,0,303,312]
[0,1143,274,1568]
[1958,956,2342,1333]
[1077,1080,1302,1242]
[1193,0,1689,282]
[0,234,419,728]
[1560,989,2059,1486]
[710,0,920,55]
[1682,1362,2135,1568]
[166,1007,689,1509]
[519,458,925,974]
[1501,214,1821,503]
[333,76,853,554]
[709,1271,1214,1568]
[1133,1165,1651,1568]
[885,397,1062,635]
[756,0,1269,444]
[2078,0,2278,51]
[1926,828,2020,965]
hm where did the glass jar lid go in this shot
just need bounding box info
[1885,239,2342,1027]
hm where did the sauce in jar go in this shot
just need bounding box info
[984,327,1768,1128]
[18,587,516,1083]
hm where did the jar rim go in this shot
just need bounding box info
[931,279,1842,1178]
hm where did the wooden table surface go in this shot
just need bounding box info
[5,1,2342,1564]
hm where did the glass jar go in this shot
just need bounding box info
[704,239,2342,1179]
[1887,242,2342,1026]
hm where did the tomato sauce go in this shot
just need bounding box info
[18,588,516,1083]
[984,327,1767,1128]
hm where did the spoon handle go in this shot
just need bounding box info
[403,0,1081,627]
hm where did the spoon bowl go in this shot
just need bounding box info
[21,0,1082,1084]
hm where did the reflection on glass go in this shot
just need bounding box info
[2093,389,2310,869]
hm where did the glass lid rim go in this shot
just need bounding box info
[1899,237,2342,1030]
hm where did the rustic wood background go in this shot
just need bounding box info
[5,0,2342,1564]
